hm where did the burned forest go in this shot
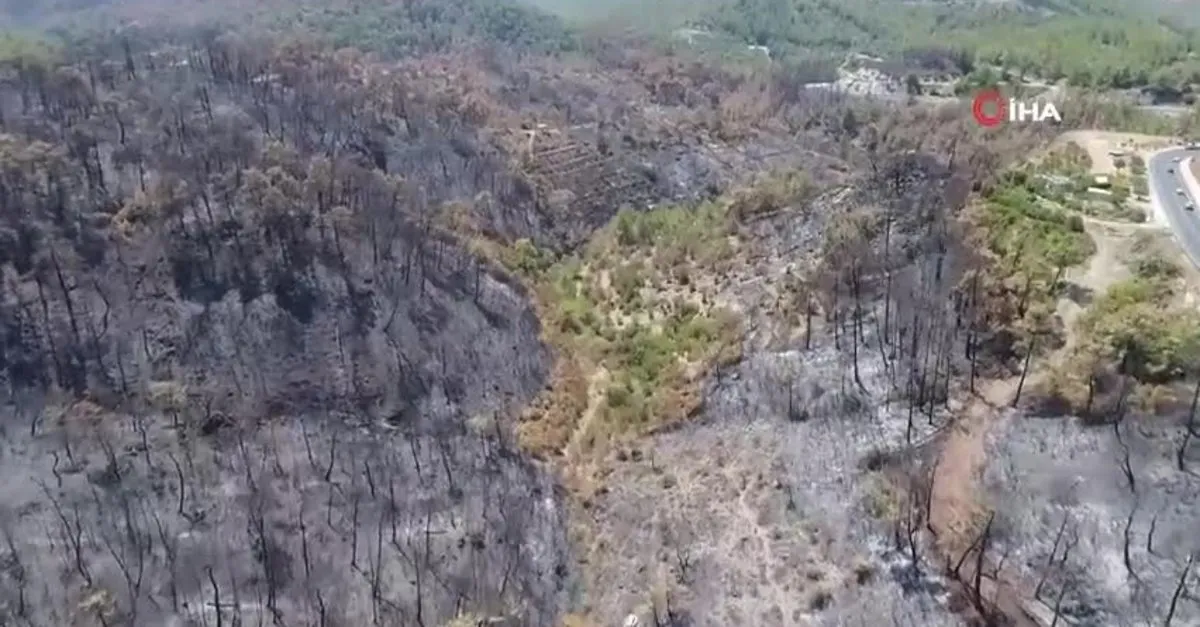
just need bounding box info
[0,4,1198,627]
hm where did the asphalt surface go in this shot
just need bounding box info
[1149,147,1200,269]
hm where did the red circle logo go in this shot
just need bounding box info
[972,89,1007,127]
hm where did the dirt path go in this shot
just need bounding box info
[923,131,1182,626]
[566,367,611,461]
[1056,217,1138,335]
[1051,130,1173,176]
[928,376,1054,627]
[928,218,1135,541]
[926,214,1139,625]
[929,379,1016,557]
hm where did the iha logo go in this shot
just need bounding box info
[971,88,1062,127]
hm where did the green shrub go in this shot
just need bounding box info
[502,238,555,277]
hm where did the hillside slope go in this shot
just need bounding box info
[542,0,1200,89]
[1,3,1199,627]
[4,0,1199,90]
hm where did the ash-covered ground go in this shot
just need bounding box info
[576,158,980,625]
[983,412,1200,627]
[0,234,576,625]
[4,17,1193,627]
[0,32,858,627]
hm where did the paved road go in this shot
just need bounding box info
[1149,147,1200,269]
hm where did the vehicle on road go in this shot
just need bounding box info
[1169,167,1175,173]
[1179,187,1187,195]
[1188,203,1195,211]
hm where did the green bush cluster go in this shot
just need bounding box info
[0,30,60,67]
[983,175,1094,271]
[612,202,729,249]
[1041,143,1093,178]
[604,302,734,426]
[507,199,741,434]
[501,238,556,278]
[1026,146,1148,224]
[1078,253,1200,383]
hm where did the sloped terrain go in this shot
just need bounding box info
[0,37,576,626]
[1,3,1200,627]
[0,28,909,626]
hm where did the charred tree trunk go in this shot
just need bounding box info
[1012,333,1038,408]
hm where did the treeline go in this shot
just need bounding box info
[8,0,1197,91]
[255,0,579,57]
[960,16,1200,89]
[690,0,1200,89]
[4,0,580,61]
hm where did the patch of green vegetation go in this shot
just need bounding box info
[983,172,1094,268]
[1040,142,1092,178]
[1026,144,1147,223]
[0,30,61,67]
[608,201,736,272]
[1061,95,1196,136]
[683,0,1200,88]
[1125,155,1151,198]
[1086,199,1146,223]
[601,300,736,426]
[270,0,579,56]
[28,0,579,59]
[511,201,742,455]
[1043,237,1200,416]
[499,238,557,278]
[976,171,1095,337]
[1076,246,1200,384]
[727,169,817,222]
[520,0,1200,90]
[960,16,1200,89]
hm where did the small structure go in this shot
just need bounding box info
[747,45,771,59]
[1093,174,1111,188]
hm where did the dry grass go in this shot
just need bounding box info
[517,359,591,459]
[1050,130,1173,176]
